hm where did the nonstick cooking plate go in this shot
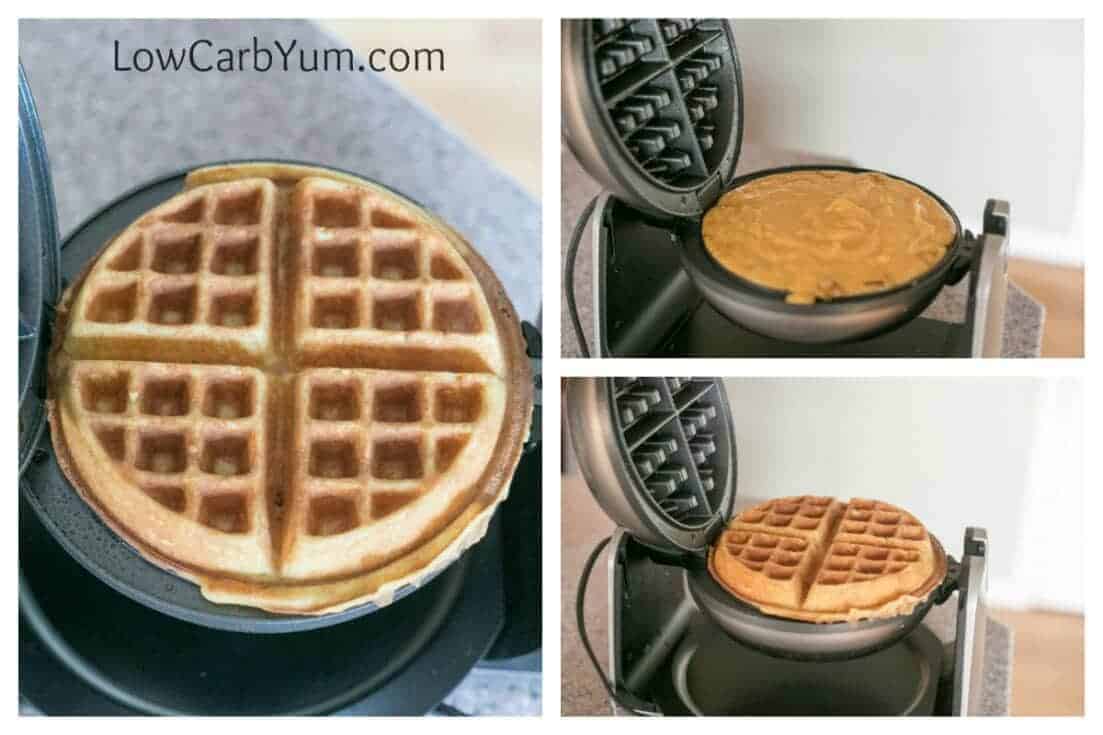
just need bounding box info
[668,616,943,715]
[19,494,503,714]
[566,376,736,554]
[562,19,743,218]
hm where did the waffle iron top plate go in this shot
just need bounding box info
[566,377,736,553]
[562,19,743,218]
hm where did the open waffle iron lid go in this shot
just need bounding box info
[567,377,736,554]
[19,63,62,476]
[562,19,743,220]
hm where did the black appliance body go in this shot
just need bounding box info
[19,67,542,714]
[605,528,989,715]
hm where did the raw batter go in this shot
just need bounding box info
[702,170,956,304]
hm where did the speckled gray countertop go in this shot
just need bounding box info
[561,146,1043,357]
[19,19,539,322]
[561,476,1012,716]
[19,18,539,716]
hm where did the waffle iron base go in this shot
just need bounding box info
[653,615,945,716]
[19,492,505,714]
[597,199,972,357]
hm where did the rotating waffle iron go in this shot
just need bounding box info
[562,19,1010,357]
[565,377,990,715]
[19,66,542,713]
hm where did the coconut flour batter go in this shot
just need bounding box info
[702,170,956,304]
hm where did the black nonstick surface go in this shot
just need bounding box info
[23,162,517,634]
[562,19,743,220]
[662,616,943,715]
[678,165,973,344]
[566,377,737,553]
[590,19,736,188]
[19,493,504,715]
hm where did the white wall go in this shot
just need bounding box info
[731,19,1084,265]
[724,377,1083,612]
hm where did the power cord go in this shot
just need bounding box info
[575,536,660,715]
[565,196,599,357]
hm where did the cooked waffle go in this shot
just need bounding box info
[709,495,945,623]
[48,163,532,615]
[727,495,845,548]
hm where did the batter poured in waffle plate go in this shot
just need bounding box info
[709,496,946,623]
[702,171,957,304]
[48,163,533,615]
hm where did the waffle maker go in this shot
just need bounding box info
[18,65,542,714]
[562,19,1010,357]
[565,377,990,715]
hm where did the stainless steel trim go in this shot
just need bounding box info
[952,527,989,715]
[973,201,1010,357]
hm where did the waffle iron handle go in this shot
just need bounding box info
[971,201,1010,358]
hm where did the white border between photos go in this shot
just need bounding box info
[3,0,1096,730]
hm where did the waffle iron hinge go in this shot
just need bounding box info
[696,173,723,213]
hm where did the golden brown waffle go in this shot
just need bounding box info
[710,495,945,623]
[728,495,845,548]
[48,163,532,615]
[62,178,277,365]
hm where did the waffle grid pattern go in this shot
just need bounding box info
[732,495,839,545]
[722,531,810,582]
[291,370,494,536]
[76,181,274,340]
[816,544,920,586]
[75,362,267,534]
[836,498,929,546]
[293,180,500,372]
[589,19,733,186]
[715,496,936,614]
[60,174,507,581]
